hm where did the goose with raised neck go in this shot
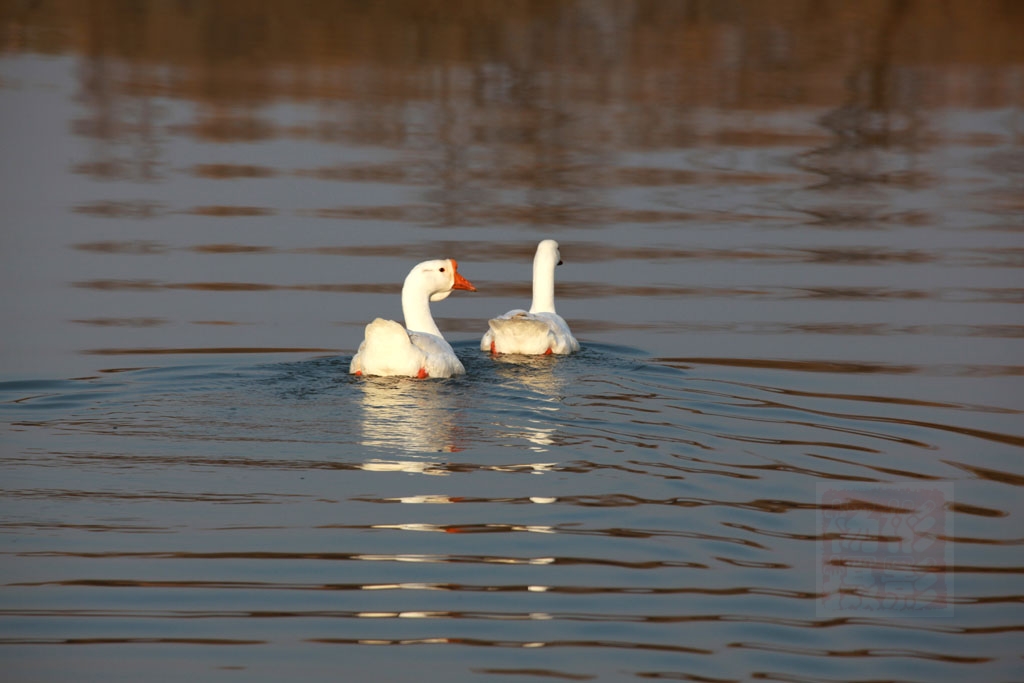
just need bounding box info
[351,258,476,378]
[481,240,579,356]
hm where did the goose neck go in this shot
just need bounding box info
[402,286,442,337]
[529,255,557,314]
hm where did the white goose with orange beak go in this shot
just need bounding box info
[481,240,579,356]
[351,259,476,378]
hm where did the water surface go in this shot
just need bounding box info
[1,2,1022,681]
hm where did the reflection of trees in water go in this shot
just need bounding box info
[797,0,929,195]
[73,58,164,183]
[42,0,1020,208]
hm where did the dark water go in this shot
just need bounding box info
[2,2,1023,681]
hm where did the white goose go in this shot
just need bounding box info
[351,259,476,378]
[481,239,579,355]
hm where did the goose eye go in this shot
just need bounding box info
[439,267,446,272]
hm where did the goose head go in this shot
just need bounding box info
[405,258,477,303]
[535,239,563,270]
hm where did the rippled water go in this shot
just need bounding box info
[5,344,1020,680]
[2,2,1023,681]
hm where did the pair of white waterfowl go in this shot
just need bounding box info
[350,239,579,378]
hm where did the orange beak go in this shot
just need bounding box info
[449,259,476,291]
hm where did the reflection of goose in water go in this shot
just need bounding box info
[356,459,450,476]
[482,240,579,356]
[355,461,559,478]
[490,354,567,452]
[356,376,462,454]
[492,353,567,397]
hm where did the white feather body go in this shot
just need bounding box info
[350,259,472,378]
[482,311,578,355]
[481,240,578,355]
